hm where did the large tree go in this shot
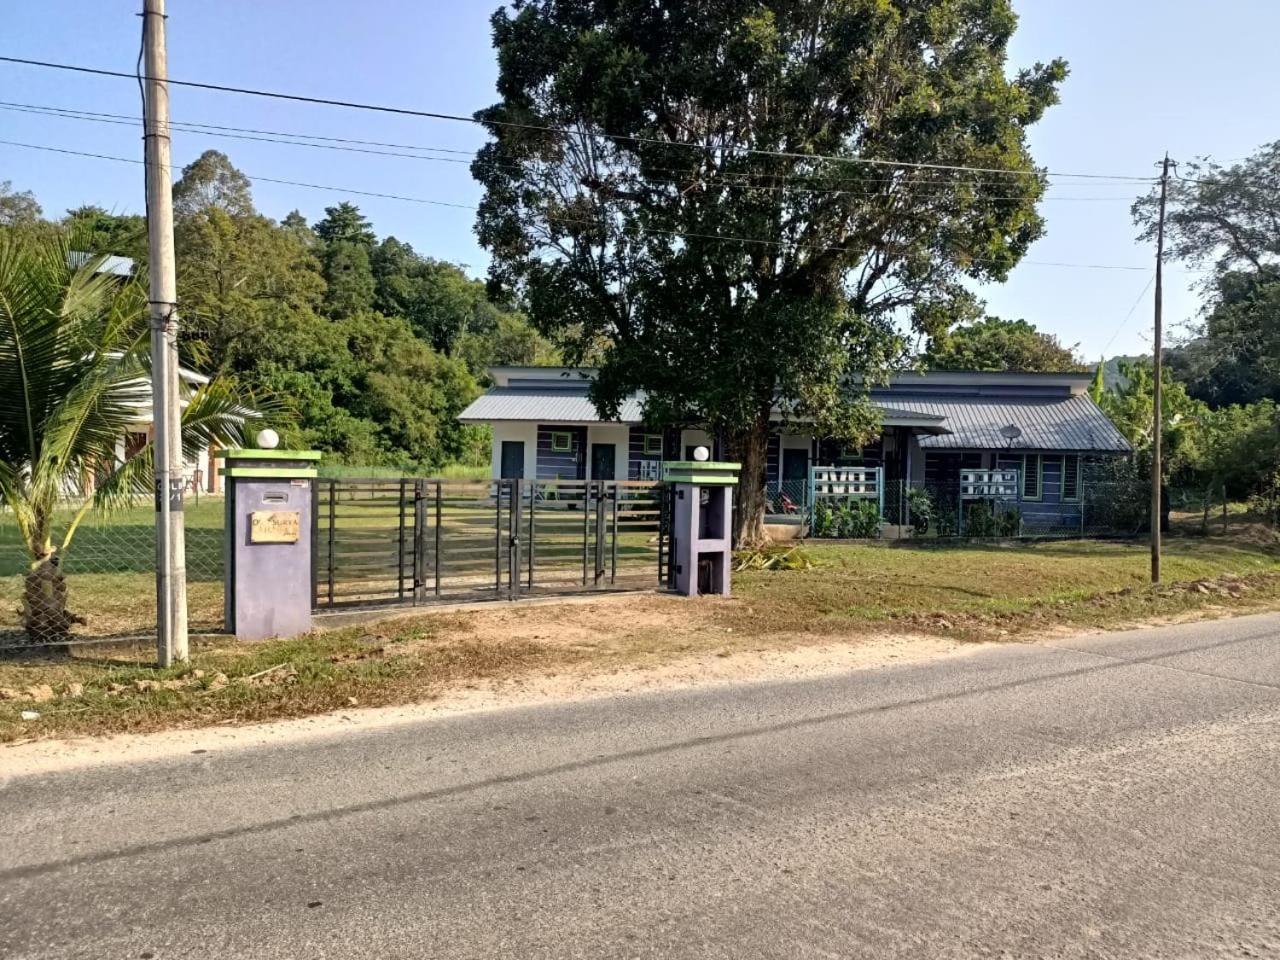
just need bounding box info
[926,316,1082,372]
[0,180,42,227]
[474,0,1066,543]
[1135,143,1280,406]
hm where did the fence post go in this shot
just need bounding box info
[807,466,816,532]
[434,481,442,597]
[397,478,407,602]
[413,479,425,605]
[594,480,607,585]
[494,480,504,596]
[508,479,522,601]
[309,477,319,610]
[326,478,336,606]
[877,467,885,538]
[582,481,590,587]
[610,483,618,585]
[527,480,536,590]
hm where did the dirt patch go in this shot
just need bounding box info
[0,630,979,778]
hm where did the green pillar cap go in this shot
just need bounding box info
[214,448,321,479]
[661,460,741,486]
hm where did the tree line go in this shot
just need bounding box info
[2,151,559,473]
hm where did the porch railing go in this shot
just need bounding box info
[959,469,1020,499]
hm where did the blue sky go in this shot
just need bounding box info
[2,1,1277,359]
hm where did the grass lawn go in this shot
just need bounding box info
[0,498,227,640]
[2,536,1278,743]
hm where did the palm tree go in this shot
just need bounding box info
[0,227,258,644]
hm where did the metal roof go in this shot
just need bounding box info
[461,379,1131,453]
[886,395,1131,453]
[459,387,646,424]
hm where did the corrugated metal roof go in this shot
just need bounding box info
[889,395,1131,453]
[459,387,645,424]
[461,384,1131,453]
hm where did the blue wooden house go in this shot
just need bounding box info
[459,368,1131,535]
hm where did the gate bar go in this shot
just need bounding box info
[527,481,536,589]
[495,480,503,595]
[434,481,442,597]
[326,478,336,606]
[508,479,522,601]
[397,478,407,601]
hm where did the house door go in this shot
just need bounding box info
[500,441,525,479]
[591,443,616,481]
[782,448,808,503]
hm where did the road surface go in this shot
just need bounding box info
[3,614,1280,958]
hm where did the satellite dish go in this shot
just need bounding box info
[693,445,711,462]
[999,424,1022,443]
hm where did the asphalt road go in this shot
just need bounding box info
[3,614,1280,959]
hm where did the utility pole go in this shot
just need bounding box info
[1151,153,1171,585]
[142,0,188,664]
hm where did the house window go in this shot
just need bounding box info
[1062,455,1081,502]
[1022,454,1043,501]
[643,433,663,456]
[549,431,573,453]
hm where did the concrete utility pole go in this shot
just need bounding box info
[142,0,188,664]
[1150,153,1171,585]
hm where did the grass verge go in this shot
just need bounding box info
[2,537,1278,744]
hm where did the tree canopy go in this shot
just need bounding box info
[1135,143,1280,407]
[475,0,1066,542]
[925,317,1083,372]
[1,152,556,475]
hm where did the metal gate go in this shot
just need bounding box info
[313,478,670,610]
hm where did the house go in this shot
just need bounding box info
[68,253,225,496]
[114,363,224,496]
[458,367,1132,533]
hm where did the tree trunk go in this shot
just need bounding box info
[21,553,84,647]
[731,414,772,549]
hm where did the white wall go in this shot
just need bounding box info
[585,424,629,480]
[489,422,538,480]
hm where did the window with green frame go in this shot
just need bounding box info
[643,433,663,456]
[1021,454,1043,500]
[549,431,573,453]
[1061,454,1081,502]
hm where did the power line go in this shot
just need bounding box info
[0,136,1176,272]
[1099,272,1157,356]
[0,54,1159,184]
[0,101,1151,203]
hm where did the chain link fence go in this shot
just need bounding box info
[0,497,225,650]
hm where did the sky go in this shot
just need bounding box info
[2,1,1278,360]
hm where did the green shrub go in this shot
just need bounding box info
[965,500,997,538]
[998,507,1023,538]
[811,500,835,538]
[835,499,883,539]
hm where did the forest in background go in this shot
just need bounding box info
[1,150,558,472]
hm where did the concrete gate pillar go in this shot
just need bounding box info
[662,457,740,597]
[216,446,321,641]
